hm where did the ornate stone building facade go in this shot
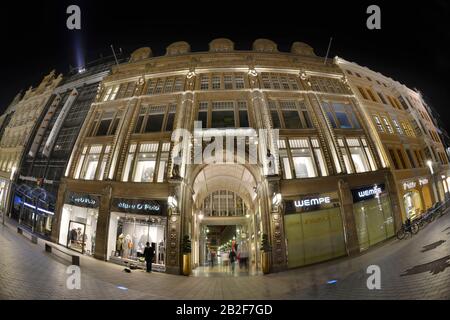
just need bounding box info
[336,57,450,223]
[0,72,62,220]
[48,39,435,275]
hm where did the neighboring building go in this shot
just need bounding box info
[10,57,118,238]
[336,57,450,223]
[0,92,23,218]
[0,72,62,222]
[52,39,404,275]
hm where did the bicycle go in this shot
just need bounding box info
[396,220,419,240]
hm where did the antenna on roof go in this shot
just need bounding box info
[324,37,333,64]
[110,44,119,65]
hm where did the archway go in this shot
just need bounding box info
[189,163,266,276]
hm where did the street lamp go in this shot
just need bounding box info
[426,160,434,174]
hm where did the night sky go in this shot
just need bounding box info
[1,1,449,132]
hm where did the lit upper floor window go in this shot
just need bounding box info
[88,110,123,137]
[309,76,347,94]
[269,100,313,130]
[122,141,170,183]
[134,104,176,134]
[146,76,185,95]
[373,115,384,132]
[338,137,376,173]
[278,137,328,179]
[401,121,415,137]
[196,101,250,129]
[323,102,361,129]
[102,85,119,102]
[381,117,394,134]
[198,73,247,90]
[74,144,111,180]
[392,119,403,135]
[260,73,300,91]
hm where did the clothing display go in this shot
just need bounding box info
[111,215,166,265]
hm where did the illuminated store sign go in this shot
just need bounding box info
[403,181,417,191]
[65,192,99,208]
[285,194,338,214]
[351,184,385,203]
[112,198,166,215]
[294,197,331,207]
[419,178,429,186]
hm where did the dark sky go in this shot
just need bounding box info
[1,1,449,132]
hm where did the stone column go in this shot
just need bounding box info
[94,184,112,261]
[338,179,360,256]
[267,177,287,272]
[165,180,182,275]
[50,180,67,243]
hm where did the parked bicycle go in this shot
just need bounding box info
[396,218,419,240]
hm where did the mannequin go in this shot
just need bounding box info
[124,234,132,259]
[158,241,165,264]
[116,234,124,257]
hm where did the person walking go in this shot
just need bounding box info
[143,242,155,273]
[229,249,237,273]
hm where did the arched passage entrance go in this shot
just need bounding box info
[188,163,267,276]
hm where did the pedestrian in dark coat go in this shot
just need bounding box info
[143,242,155,272]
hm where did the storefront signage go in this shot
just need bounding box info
[111,198,166,216]
[285,194,338,214]
[403,181,417,191]
[294,197,331,207]
[351,184,385,203]
[65,192,99,208]
[419,178,429,186]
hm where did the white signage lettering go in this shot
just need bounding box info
[403,181,417,190]
[294,196,331,208]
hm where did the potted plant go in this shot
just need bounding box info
[260,233,271,274]
[181,235,192,276]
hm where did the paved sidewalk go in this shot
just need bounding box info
[1,212,450,300]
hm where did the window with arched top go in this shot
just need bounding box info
[201,190,248,217]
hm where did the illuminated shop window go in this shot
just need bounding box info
[289,139,316,178]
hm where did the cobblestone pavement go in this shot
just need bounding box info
[1,211,449,300]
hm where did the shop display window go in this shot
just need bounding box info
[353,194,395,251]
[59,204,98,255]
[108,212,166,265]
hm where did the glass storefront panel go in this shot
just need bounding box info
[403,190,423,220]
[353,194,394,251]
[59,204,98,255]
[108,212,166,265]
[284,194,346,268]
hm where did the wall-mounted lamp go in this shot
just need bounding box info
[272,193,282,207]
[168,196,178,209]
